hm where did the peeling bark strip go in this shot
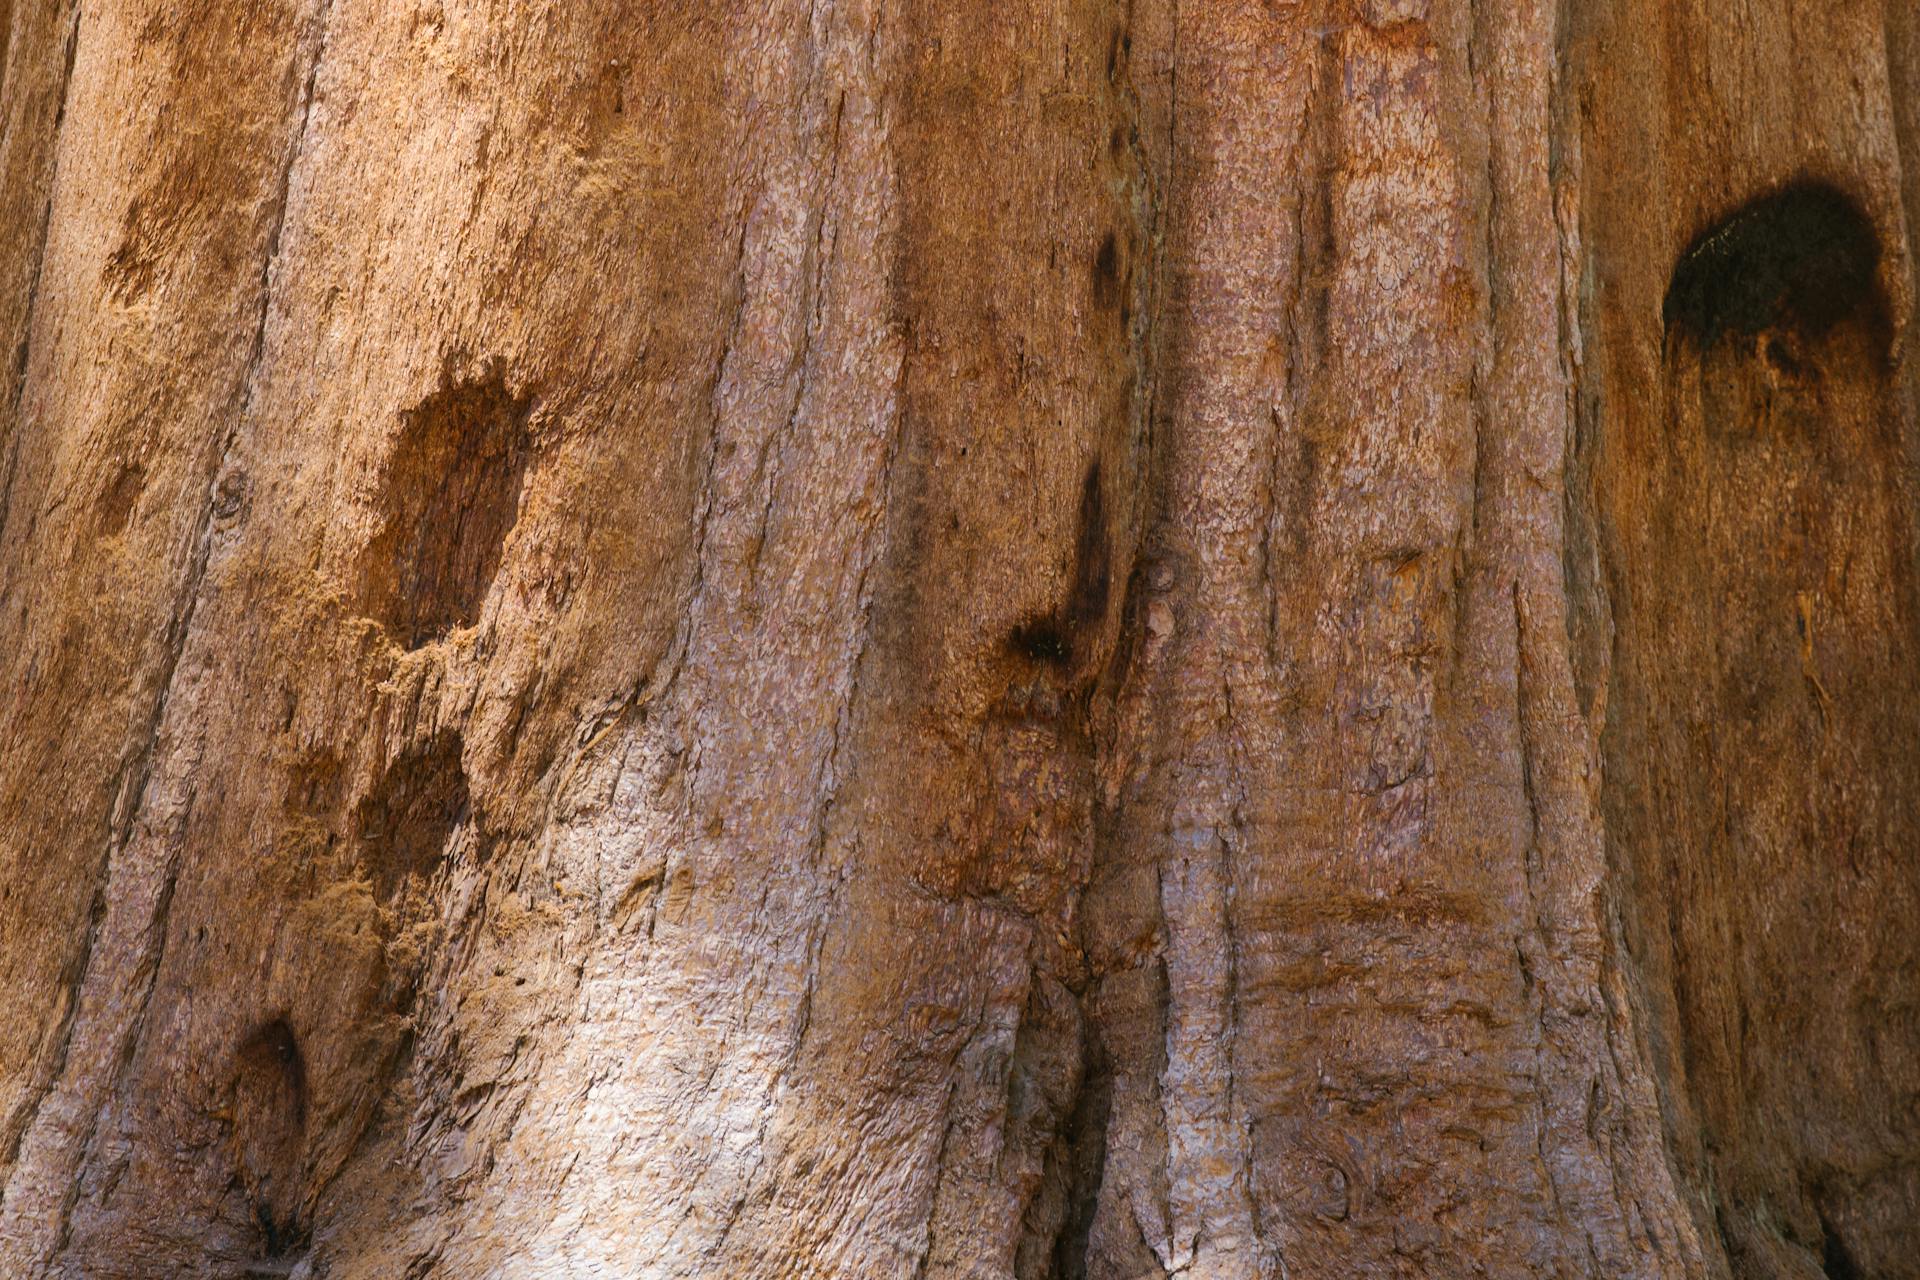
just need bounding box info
[1,1,1917,1278]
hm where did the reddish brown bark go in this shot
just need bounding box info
[1,2,1915,1276]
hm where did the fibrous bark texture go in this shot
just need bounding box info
[1,1,1916,1277]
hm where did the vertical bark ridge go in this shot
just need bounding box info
[1571,3,1920,1275]
[0,0,79,533]
[0,0,339,1267]
[1,1,1917,1276]
[1470,0,1708,1273]
[40,0,342,1261]
[391,5,909,1273]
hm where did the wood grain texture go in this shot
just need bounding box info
[0,1,1914,1277]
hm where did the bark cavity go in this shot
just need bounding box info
[351,731,469,902]
[231,1017,309,1256]
[358,364,532,648]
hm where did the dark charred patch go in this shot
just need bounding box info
[1006,461,1113,671]
[352,731,469,901]
[1066,461,1111,632]
[1763,335,1806,379]
[1092,233,1123,315]
[1010,617,1073,666]
[1663,181,1885,351]
[359,362,533,648]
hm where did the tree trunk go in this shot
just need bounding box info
[2,1,1916,1276]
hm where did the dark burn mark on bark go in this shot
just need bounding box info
[359,362,532,648]
[1622,170,1917,1274]
[1092,232,1123,319]
[1763,335,1805,378]
[352,731,468,901]
[1067,460,1111,631]
[1664,181,1885,351]
[1008,462,1111,669]
[1010,617,1073,665]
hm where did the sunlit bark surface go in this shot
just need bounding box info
[1,1,1916,1276]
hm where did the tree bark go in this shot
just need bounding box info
[1,1,1916,1277]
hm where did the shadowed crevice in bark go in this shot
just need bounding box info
[1820,1213,1865,1280]
[0,6,340,1266]
[1045,1030,1112,1280]
[232,1017,309,1258]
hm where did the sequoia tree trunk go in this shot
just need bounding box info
[2,1,1917,1277]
